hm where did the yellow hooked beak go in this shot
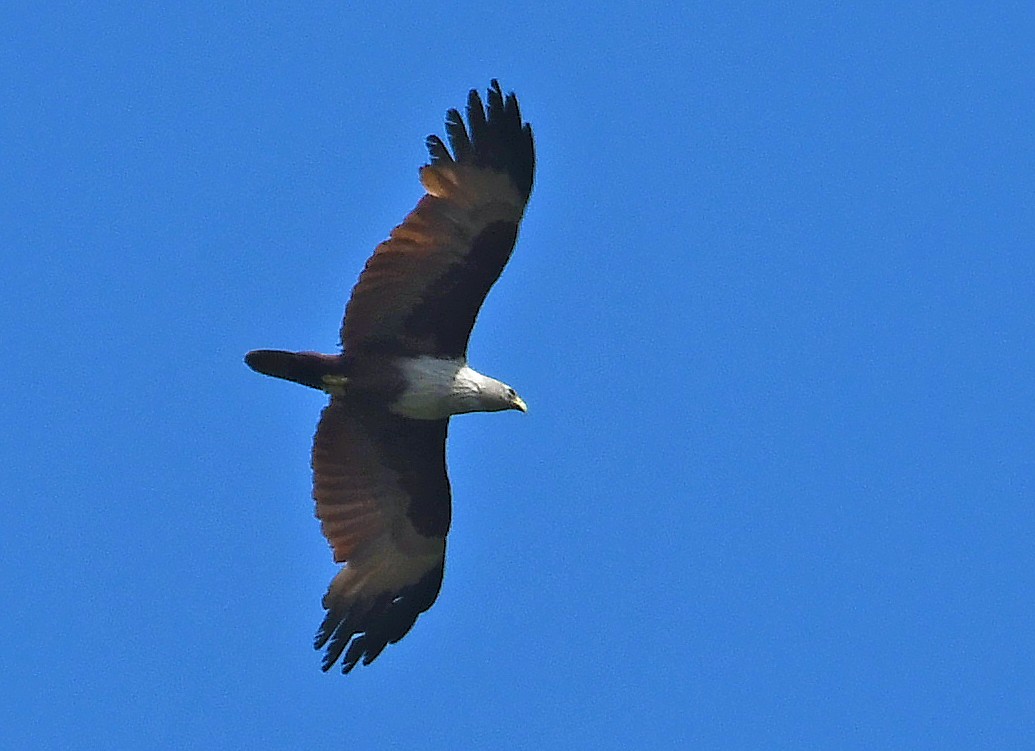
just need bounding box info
[511,395,528,413]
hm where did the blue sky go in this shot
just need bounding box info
[3,2,1034,748]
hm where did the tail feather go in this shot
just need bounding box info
[244,349,344,391]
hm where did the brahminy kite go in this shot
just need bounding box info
[245,81,534,673]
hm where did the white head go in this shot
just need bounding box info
[452,366,527,415]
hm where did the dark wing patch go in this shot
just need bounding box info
[311,399,450,672]
[340,80,535,359]
[401,220,520,359]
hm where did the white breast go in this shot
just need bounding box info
[391,357,486,420]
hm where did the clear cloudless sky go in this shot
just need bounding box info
[2,2,1033,749]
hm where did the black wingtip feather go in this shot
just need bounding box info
[315,560,445,674]
[425,80,535,203]
[426,135,452,164]
[465,87,488,145]
[444,108,472,163]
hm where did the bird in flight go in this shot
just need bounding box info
[245,81,534,674]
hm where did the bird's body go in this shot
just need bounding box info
[245,81,534,673]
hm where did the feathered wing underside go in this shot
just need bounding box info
[340,80,535,359]
[311,399,451,673]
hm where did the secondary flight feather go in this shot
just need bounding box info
[245,81,534,674]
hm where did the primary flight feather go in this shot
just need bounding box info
[245,81,534,674]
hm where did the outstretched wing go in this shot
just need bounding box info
[311,398,451,673]
[340,80,535,360]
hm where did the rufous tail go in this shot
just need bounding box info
[244,349,343,391]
